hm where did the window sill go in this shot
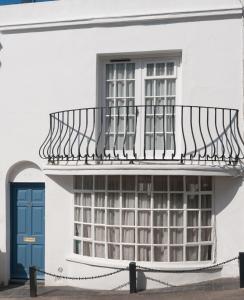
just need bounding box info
[66,254,222,272]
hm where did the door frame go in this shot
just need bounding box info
[10,182,45,280]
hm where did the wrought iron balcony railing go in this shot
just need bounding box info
[39,105,244,164]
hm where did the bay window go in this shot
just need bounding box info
[73,175,213,263]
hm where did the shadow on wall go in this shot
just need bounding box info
[215,176,243,215]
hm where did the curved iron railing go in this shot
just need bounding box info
[39,105,244,164]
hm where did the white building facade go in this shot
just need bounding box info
[0,0,244,290]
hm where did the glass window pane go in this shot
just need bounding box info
[138,246,151,261]
[95,226,105,241]
[94,209,105,224]
[83,176,93,190]
[166,79,176,95]
[116,63,125,79]
[201,195,212,209]
[75,176,82,189]
[186,246,198,261]
[170,229,183,244]
[108,210,120,225]
[107,227,120,243]
[201,245,212,261]
[145,80,154,96]
[156,79,165,96]
[74,207,82,222]
[106,82,114,97]
[122,228,135,243]
[153,211,168,227]
[95,243,105,258]
[138,194,150,208]
[170,176,183,191]
[201,211,212,226]
[138,229,151,244]
[122,176,135,191]
[166,62,174,76]
[170,193,183,209]
[153,228,168,244]
[83,225,91,238]
[95,192,105,207]
[126,81,135,97]
[122,193,135,208]
[74,240,81,254]
[116,81,125,97]
[154,194,167,209]
[106,64,114,80]
[156,63,165,76]
[83,241,92,256]
[153,176,168,191]
[187,228,198,242]
[201,177,212,191]
[122,211,135,226]
[95,176,105,190]
[122,246,135,260]
[187,211,199,227]
[154,246,168,262]
[201,228,212,242]
[108,244,120,259]
[108,176,120,190]
[138,211,151,226]
[74,193,81,205]
[107,193,120,208]
[74,224,81,237]
[147,64,154,76]
[137,176,151,192]
[170,211,183,226]
[170,246,183,261]
[82,193,92,206]
[83,208,91,223]
[186,176,199,192]
[126,63,135,79]
[187,195,199,209]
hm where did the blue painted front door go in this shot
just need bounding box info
[11,183,45,279]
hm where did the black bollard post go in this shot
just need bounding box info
[129,262,137,293]
[239,253,244,288]
[29,266,37,297]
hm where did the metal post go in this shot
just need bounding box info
[129,262,136,293]
[29,266,37,297]
[239,253,244,288]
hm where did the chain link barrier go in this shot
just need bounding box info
[137,256,239,273]
[34,266,127,280]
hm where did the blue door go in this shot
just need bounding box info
[11,183,45,279]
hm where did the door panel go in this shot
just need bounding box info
[11,183,45,280]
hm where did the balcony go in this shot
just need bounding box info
[39,105,244,165]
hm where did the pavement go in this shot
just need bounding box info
[0,278,243,300]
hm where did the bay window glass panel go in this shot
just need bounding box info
[153,176,167,191]
[170,229,183,244]
[74,175,213,262]
[166,62,175,76]
[186,176,199,192]
[107,193,120,208]
[83,242,92,256]
[122,193,135,208]
[122,228,135,243]
[138,246,151,261]
[123,246,135,260]
[108,244,120,259]
[170,211,183,226]
[170,176,183,191]
[170,194,183,209]
[95,176,105,190]
[83,225,91,238]
[138,229,151,244]
[186,246,198,261]
[156,63,165,76]
[107,227,120,243]
[154,193,167,209]
[154,246,168,262]
[95,244,105,258]
[75,177,82,189]
[170,246,183,262]
[201,245,212,261]
[95,193,105,207]
[153,228,168,244]
[187,195,199,209]
[108,210,120,225]
[201,177,212,191]
[138,194,150,208]
[122,211,135,226]
[187,228,198,243]
[153,211,168,227]
[138,211,151,226]
[201,211,212,226]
